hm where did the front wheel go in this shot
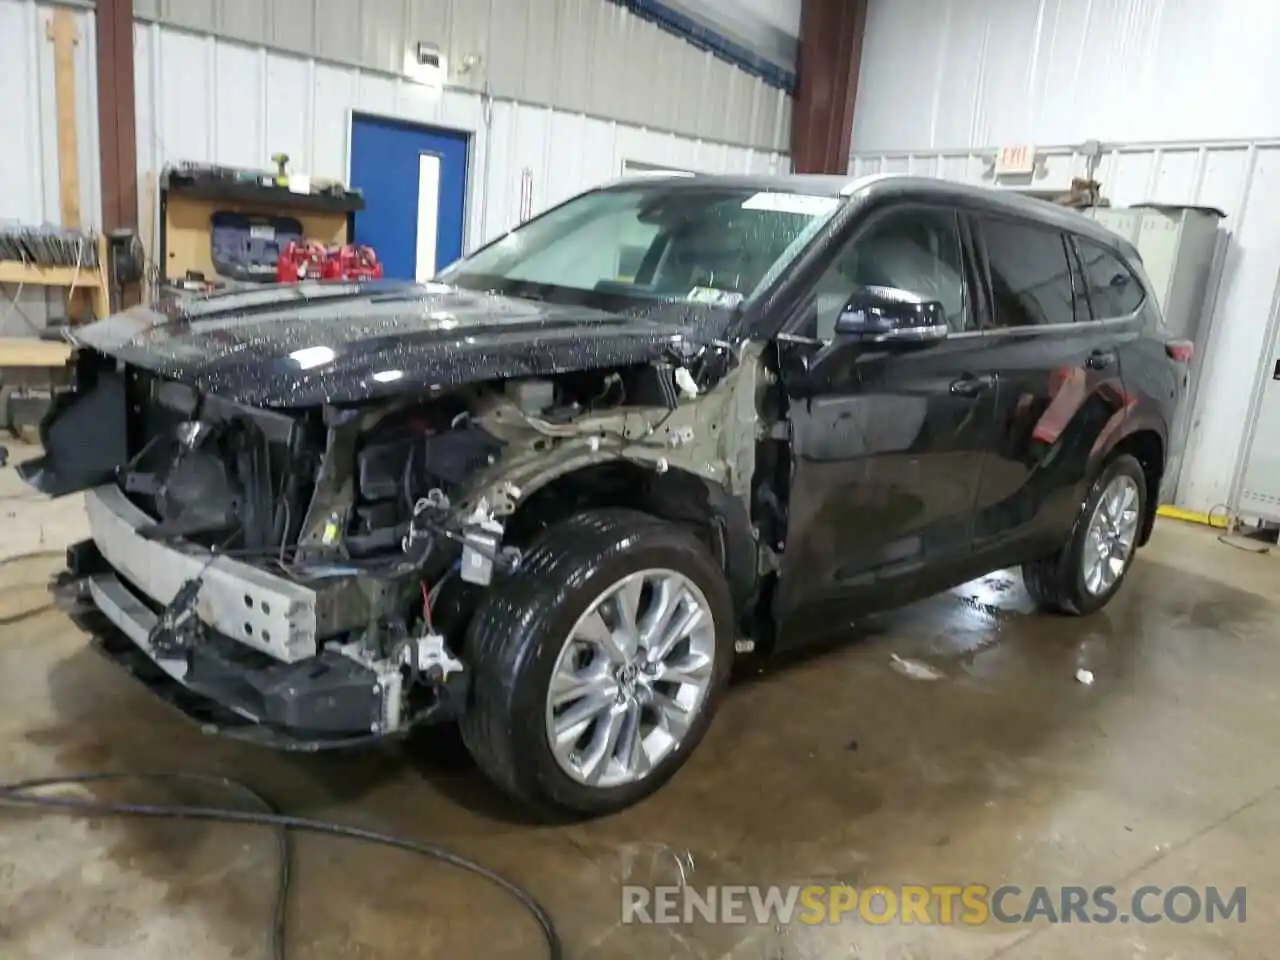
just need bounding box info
[460,509,734,819]
[1022,453,1147,616]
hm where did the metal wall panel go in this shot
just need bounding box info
[0,0,102,334]
[161,0,215,34]
[667,0,799,72]
[130,0,789,150]
[853,0,1280,154]
[488,0,560,107]
[315,0,364,66]
[359,0,404,75]
[133,21,788,266]
[269,0,316,54]
[548,0,594,114]
[217,0,268,44]
[851,142,1280,518]
[447,0,491,94]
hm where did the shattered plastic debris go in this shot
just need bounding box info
[614,842,696,886]
[889,654,945,681]
[674,366,700,398]
[1075,668,1095,686]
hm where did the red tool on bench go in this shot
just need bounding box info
[323,244,383,281]
[276,242,384,283]
[275,241,329,282]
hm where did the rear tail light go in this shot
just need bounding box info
[1165,340,1194,363]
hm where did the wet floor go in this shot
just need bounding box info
[2,444,1278,959]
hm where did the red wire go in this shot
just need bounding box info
[420,581,434,633]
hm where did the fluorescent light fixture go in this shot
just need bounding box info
[290,346,335,369]
[372,369,404,383]
[741,192,840,216]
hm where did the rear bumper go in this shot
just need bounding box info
[74,486,463,749]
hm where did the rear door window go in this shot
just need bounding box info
[1075,238,1145,318]
[978,218,1078,328]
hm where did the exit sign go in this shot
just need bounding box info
[995,144,1037,175]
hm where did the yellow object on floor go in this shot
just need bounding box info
[1157,504,1229,529]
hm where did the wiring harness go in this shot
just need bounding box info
[0,770,562,960]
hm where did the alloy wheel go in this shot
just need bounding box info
[544,568,717,788]
[1082,474,1141,596]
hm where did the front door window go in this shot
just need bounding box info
[802,208,971,340]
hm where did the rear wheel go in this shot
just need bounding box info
[1022,454,1146,616]
[460,509,733,819]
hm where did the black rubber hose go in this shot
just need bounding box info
[0,770,562,960]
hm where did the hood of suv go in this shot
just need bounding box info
[73,280,703,407]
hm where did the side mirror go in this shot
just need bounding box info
[834,285,949,344]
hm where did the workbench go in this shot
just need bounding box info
[0,254,110,323]
[159,167,365,284]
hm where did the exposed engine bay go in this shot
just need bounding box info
[38,338,781,748]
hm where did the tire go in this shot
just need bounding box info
[460,508,734,819]
[1022,453,1147,616]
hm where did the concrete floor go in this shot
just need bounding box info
[1,440,1278,959]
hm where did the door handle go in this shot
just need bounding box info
[1087,348,1117,370]
[949,373,997,397]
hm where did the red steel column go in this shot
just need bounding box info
[790,0,870,175]
[96,0,139,232]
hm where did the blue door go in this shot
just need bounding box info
[349,115,469,280]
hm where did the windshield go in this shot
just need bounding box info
[439,184,842,308]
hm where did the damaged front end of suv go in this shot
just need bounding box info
[22,278,774,750]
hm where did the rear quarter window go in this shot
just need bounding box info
[1075,238,1146,318]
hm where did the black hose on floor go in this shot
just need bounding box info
[0,771,562,960]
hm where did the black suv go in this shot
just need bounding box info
[23,174,1190,818]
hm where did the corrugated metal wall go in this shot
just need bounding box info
[0,0,101,334]
[851,0,1280,154]
[649,0,800,79]
[849,0,1280,518]
[133,20,790,258]
[130,0,791,152]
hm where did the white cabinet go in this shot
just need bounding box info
[1237,325,1280,524]
[1087,205,1222,341]
[1087,205,1225,505]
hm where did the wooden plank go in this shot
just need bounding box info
[91,233,112,318]
[49,9,81,230]
[0,339,73,368]
[0,234,109,320]
[0,249,108,321]
[0,261,101,288]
